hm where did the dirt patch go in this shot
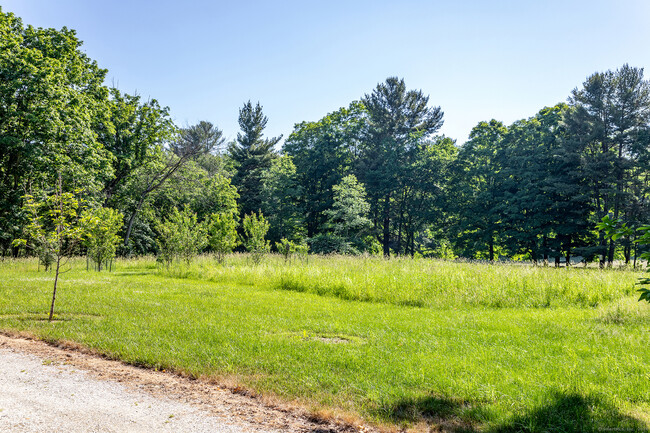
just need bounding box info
[0,331,374,433]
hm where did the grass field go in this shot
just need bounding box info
[1,255,649,432]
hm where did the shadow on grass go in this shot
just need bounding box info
[491,392,648,433]
[372,392,648,433]
[373,394,480,432]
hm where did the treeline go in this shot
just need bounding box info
[2,10,649,266]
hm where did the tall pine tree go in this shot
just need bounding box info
[566,65,650,266]
[229,101,281,216]
[359,77,444,256]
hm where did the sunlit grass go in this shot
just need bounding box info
[160,253,642,309]
[0,255,648,431]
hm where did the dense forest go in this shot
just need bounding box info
[2,10,649,267]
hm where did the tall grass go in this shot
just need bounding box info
[0,255,648,431]
[158,254,642,309]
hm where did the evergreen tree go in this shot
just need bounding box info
[171,121,225,158]
[360,77,444,256]
[450,120,508,261]
[566,64,650,266]
[325,174,371,240]
[229,101,281,216]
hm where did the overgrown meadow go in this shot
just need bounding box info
[1,255,649,432]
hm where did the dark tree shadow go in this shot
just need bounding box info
[491,392,649,433]
[372,394,480,432]
[369,392,648,433]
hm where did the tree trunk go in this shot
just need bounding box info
[49,256,61,321]
[123,195,146,250]
[382,194,390,257]
[607,238,615,267]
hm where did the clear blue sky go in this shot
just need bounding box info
[3,0,649,145]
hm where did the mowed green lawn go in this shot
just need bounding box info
[1,256,649,432]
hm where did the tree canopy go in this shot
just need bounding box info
[3,9,650,267]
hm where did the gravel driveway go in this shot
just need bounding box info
[0,334,361,433]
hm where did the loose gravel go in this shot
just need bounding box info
[0,334,365,433]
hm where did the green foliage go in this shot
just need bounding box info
[12,177,85,320]
[14,188,84,267]
[171,121,225,158]
[191,173,239,222]
[0,10,112,254]
[325,174,371,238]
[283,102,366,236]
[208,212,239,263]
[360,77,445,256]
[229,101,280,216]
[309,233,353,255]
[567,64,650,266]
[639,287,650,303]
[156,206,206,267]
[275,238,309,262]
[450,119,508,261]
[80,207,123,271]
[599,215,650,303]
[261,155,305,243]
[99,88,176,208]
[241,212,271,264]
[276,238,295,262]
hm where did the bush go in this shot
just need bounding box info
[208,212,239,263]
[242,212,271,265]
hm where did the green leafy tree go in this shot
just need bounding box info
[81,207,123,271]
[99,89,175,208]
[284,102,366,236]
[241,212,271,264]
[13,177,85,321]
[498,105,593,265]
[394,136,458,256]
[275,238,298,262]
[229,101,281,217]
[0,10,112,255]
[208,212,239,263]
[190,173,239,223]
[275,238,309,262]
[261,155,305,243]
[121,119,218,251]
[156,206,206,267]
[126,158,237,256]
